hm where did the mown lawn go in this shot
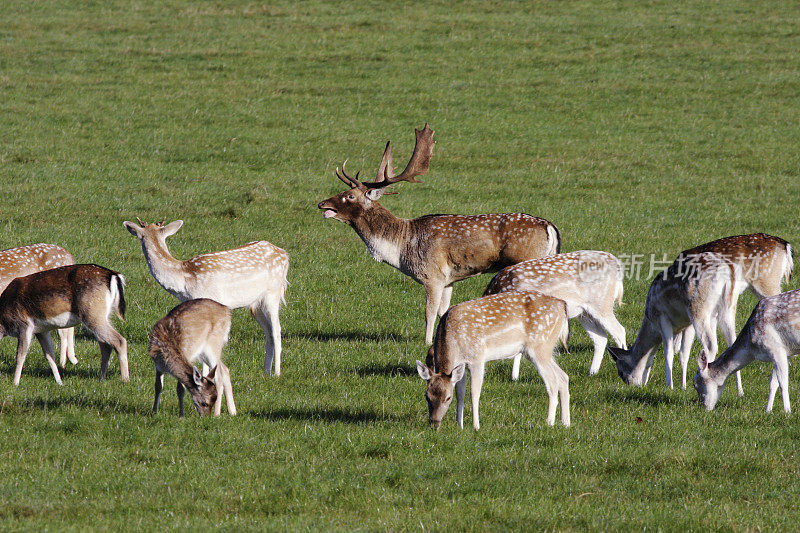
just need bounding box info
[1,0,799,530]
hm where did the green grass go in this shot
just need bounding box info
[1,0,800,529]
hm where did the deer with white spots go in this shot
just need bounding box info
[694,288,800,413]
[124,219,289,375]
[484,250,626,378]
[0,244,77,367]
[318,124,561,344]
[416,291,570,430]
[150,298,235,417]
[0,264,128,386]
[608,252,741,392]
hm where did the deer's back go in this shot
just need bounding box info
[0,244,75,294]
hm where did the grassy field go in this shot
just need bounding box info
[2,0,800,529]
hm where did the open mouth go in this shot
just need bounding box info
[322,209,337,219]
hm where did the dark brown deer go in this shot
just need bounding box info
[318,124,561,343]
[0,264,128,386]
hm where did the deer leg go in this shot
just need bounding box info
[252,300,282,376]
[556,363,571,427]
[659,317,675,389]
[98,342,112,380]
[510,354,522,381]
[718,303,743,397]
[212,366,224,417]
[678,327,696,390]
[469,362,485,431]
[58,328,69,367]
[578,314,608,375]
[438,286,453,317]
[455,371,466,429]
[12,328,34,387]
[36,331,63,386]
[176,380,186,418]
[85,315,128,382]
[774,355,791,413]
[592,307,627,350]
[223,364,237,416]
[424,283,444,345]
[153,372,164,414]
[767,366,779,413]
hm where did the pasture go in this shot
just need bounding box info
[1,0,799,529]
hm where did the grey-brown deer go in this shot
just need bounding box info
[0,243,77,367]
[416,291,570,430]
[694,288,800,413]
[318,124,561,344]
[124,218,289,376]
[484,250,626,378]
[150,298,235,417]
[0,264,128,386]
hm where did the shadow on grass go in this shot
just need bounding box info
[0,360,117,381]
[354,363,416,377]
[287,329,408,343]
[604,388,681,407]
[248,407,402,424]
[13,394,146,416]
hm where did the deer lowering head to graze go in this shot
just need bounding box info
[0,264,128,386]
[124,218,289,376]
[608,252,741,392]
[416,291,570,430]
[484,250,626,378]
[150,298,235,417]
[0,243,77,367]
[694,288,800,413]
[318,124,561,344]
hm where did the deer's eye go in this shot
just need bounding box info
[347,194,355,201]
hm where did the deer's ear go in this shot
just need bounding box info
[365,188,385,201]
[206,365,217,381]
[192,367,203,386]
[450,362,466,383]
[416,360,431,380]
[123,221,143,237]
[161,220,184,237]
[697,350,708,373]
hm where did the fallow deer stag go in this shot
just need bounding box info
[150,298,235,417]
[124,219,289,376]
[416,291,570,430]
[608,252,739,392]
[0,264,128,386]
[318,124,561,344]
[484,250,626,378]
[0,244,76,367]
[694,288,800,413]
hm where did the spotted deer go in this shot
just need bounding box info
[608,252,741,392]
[416,291,570,430]
[318,124,561,344]
[0,244,76,367]
[0,264,128,386]
[484,250,626,378]
[124,218,289,375]
[150,298,235,417]
[694,288,800,413]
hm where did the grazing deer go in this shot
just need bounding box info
[484,250,626,378]
[150,298,235,417]
[318,124,561,344]
[416,291,570,430]
[0,243,76,367]
[0,264,128,386]
[608,252,741,392]
[124,218,289,376]
[694,289,800,413]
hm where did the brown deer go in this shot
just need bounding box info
[0,264,128,386]
[124,219,289,376]
[416,291,570,430]
[150,298,235,417]
[694,288,800,413]
[0,244,76,367]
[484,250,626,377]
[318,124,561,344]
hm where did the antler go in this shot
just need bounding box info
[334,159,365,190]
[365,123,435,189]
[136,217,146,227]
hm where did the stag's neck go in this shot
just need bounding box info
[139,237,188,297]
[708,336,754,386]
[351,203,410,269]
[626,315,663,382]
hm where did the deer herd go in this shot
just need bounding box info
[1,124,797,429]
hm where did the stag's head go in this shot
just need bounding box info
[416,359,465,429]
[123,217,184,246]
[318,124,435,225]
